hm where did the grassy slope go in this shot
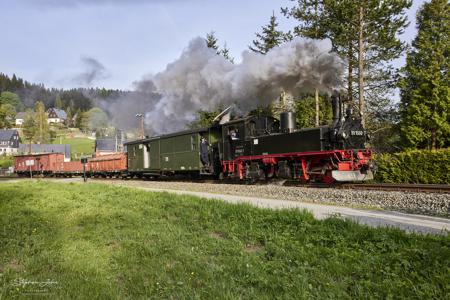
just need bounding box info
[52,137,95,159]
[0,182,448,299]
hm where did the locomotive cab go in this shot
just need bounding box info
[220,115,280,160]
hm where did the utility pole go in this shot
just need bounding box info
[315,88,319,127]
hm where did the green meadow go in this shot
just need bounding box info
[0,181,448,299]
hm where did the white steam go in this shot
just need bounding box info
[142,37,344,134]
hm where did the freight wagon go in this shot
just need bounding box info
[88,153,127,177]
[14,153,65,176]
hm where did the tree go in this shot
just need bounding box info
[188,108,224,129]
[295,93,333,128]
[66,106,73,127]
[205,31,219,52]
[55,95,63,109]
[282,0,412,126]
[399,0,450,150]
[87,107,109,131]
[205,32,234,63]
[0,91,23,112]
[34,101,50,144]
[249,11,292,54]
[220,43,234,63]
[75,110,88,131]
[22,110,36,144]
[0,103,16,128]
[0,108,11,129]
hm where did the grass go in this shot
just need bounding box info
[51,137,95,159]
[0,181,448,299]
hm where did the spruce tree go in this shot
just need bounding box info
[399,0,450,149]
[220,43,234,63]
[283,0,412,126]
[55,95,63,109]
[206,31,234,63]
[249,12,292,54]
[205,32,219,52]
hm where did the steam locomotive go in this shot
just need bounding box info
[14,94,373,183]
[125,93,373,183]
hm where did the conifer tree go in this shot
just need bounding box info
[55,95,63,109]
[220,43,234,63]
[399,0,450,149]
[205,32,219,52]
[205,32,234,63]
[283,0,412,126]
[249,12,292,54]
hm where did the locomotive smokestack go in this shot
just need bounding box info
[331,91,341,127]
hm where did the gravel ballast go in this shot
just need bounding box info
[99,180,450,217]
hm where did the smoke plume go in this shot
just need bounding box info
[72,57,109,86]
[139,37,343,134]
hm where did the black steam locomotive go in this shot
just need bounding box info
[125,94,373,183]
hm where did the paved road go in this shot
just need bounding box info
[125,186,450,235]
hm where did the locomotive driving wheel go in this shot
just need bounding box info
[322,171,335,184]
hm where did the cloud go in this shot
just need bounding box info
[72,56,109,86]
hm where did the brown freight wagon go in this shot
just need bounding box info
[53,160,89,176]
[14,153,65,176]
[88,153,127,177]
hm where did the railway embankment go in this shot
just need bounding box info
[98,180,450,218]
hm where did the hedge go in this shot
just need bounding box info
[374,149,450,184]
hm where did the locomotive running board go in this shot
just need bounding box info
[332,170,374,182]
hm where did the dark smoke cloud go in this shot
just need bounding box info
[73,56,109,86]
[93,79,161,131]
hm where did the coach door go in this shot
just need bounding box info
[143,144,150,169]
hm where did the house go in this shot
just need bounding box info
[47,108,67,124]
[95,138,118,156]
[0,129,19,155]
[18,143,71,162]
[15,112,26,126]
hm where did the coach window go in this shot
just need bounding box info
[191,135,197,150]
[247,121,256,137]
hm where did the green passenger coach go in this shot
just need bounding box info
[125,126,221,178]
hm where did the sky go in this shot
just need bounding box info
[0,0,426,91]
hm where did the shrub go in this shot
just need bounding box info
[0,155,13,168]
[374,149,450,184]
